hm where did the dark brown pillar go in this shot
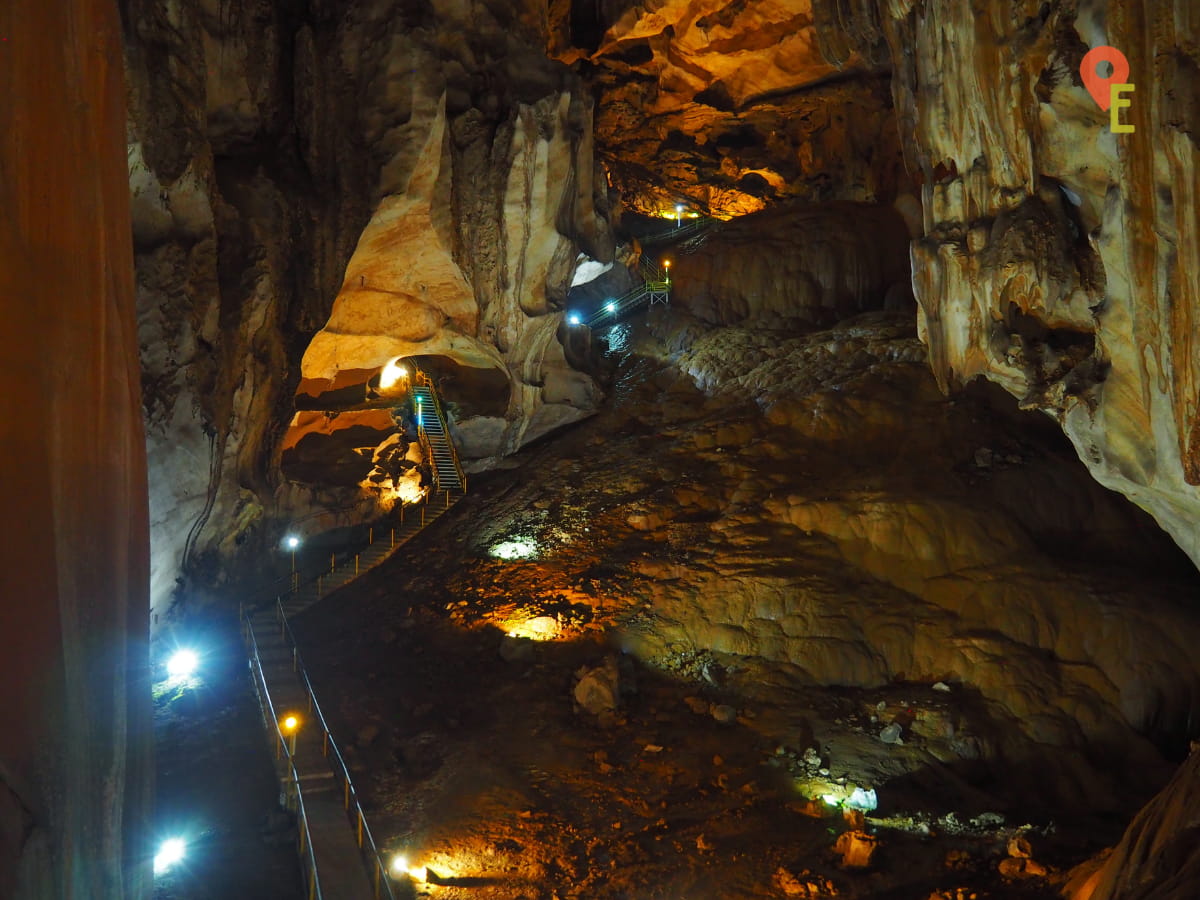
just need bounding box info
[0,0,152,896]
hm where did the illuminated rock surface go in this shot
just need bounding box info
[294,312,1200,899]
[0,0,151,894]
[562,0,909,216]
[1067,747,1200,900]
[124,0,609,619]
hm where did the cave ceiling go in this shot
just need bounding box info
[550,0,910,218]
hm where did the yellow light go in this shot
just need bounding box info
[379,357,408,390]
[391,854,409,874]
[503,615,561,641]
[663,260,671,268]
[408,865,427,882]
[282,715,299,733]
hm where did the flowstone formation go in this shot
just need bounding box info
[124,0,611,621]
[294,309,1200,899]
[809,0,1200,570]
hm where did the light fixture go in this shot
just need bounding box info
[605,301,616,313]
[153,837,186,875]
[166,649,198,682]
[379,357,409,389]
[490,539,537,560]
[285,535,300,550]
[390,853,427,882]
[280,713,300,757]
[567,312,582,326]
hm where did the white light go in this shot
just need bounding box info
[605,302,616,313]
[821,793,841,806]
[166,650,198,681]
[676,204,684,213]
[846,788,878,811]
[286,535,300,550]
[391,854,409,874]
[154,837,186,875]
[567,313,582,326]
[379,357,408,389]
[490,539,537,560]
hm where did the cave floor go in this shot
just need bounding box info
[281,313,1170,899]
[293,581,1121,900]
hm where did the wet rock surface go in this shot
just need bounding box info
[292,310,1200,899]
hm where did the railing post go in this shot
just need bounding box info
[344,779,351,810]
[369,526,373,545]
[355,554,360,575]
[391,527,395,548]
[358,808,365,847]
[421,505,426,527]
[331,552,335,572]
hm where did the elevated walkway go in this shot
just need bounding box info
[239,365,467,898]
[580,218,716,329]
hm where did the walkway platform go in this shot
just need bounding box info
[246,608,380,899]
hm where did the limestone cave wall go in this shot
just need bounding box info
[812,0,1200,570]
[123,0,612,621]
[0,0,152,895]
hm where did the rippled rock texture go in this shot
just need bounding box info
[349,310,1200,813]
[555,0,909,217]
[125,0,611,619]
[811,0,1200,570]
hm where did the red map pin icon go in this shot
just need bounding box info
[1081,46,1130,110]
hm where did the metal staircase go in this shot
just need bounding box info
[579,219,718,329]
[237,365,469,898]
[411,373,467,494]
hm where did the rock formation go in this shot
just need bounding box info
[0,0,151,895]
[810,0,1200,570]
[1067,748,1200,900]
[123,0,612,619]
[557,0,909,216]
[665,200,914,326]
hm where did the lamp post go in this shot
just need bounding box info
[675,203,684,227]
[663,259,672,283]
[280,714,301,811]
[285,535,301,591]
[281,714,300,758]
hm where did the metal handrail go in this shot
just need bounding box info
[411,368,468,493]
[274,599,398,900]
[585,272,672,328]
[241,613,324,900]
